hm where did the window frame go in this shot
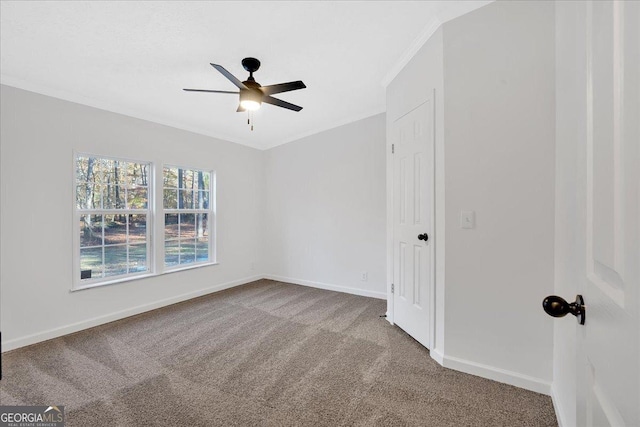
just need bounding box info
[162,164,216,272]
[72,154,218,292]
[72,152,155,290]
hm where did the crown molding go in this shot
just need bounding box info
[380,17,442,88]
[267,106,386,150]
[1,75,385,151]
[0,74,259,150]
[380,1,494,88]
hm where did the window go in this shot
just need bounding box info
[73,155,215,290]
[163,166,213,269]
[75,155,151,287]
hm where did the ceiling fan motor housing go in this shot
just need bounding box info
[242,57,261,73]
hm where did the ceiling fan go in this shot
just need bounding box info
[183,57,306,114]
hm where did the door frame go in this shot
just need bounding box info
[386,90,437,351]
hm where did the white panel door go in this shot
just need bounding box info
[392,100,433,348]
[578,2,639,425]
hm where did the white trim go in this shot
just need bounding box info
[439,353,551,395]
[385,312,394,325]
[385,103,395,323]
[71,261,221,292]
[275,107,386,148]
[2,274,262,353]
[429,348,550,396]
[380,1,494,88]
[0,78,384,151]
[2,274,386,352]
[263,274,386,300]
[1,76,246,149]
[381,18,442,88]
[428,89,437,351]
[71,271,158,292]
[3,268,554,403]
[550,383,567,427]
[430,347,445,365]
[162,261,218,275]
[210,171,217,264]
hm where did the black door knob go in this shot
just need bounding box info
[542,294,585,325]
[418,233,429,241]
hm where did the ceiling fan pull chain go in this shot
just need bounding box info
[246,111,254,131]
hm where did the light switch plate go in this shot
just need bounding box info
[460,210,475,229]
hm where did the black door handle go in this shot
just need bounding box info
[418,233,429,241]
[542,294,585,325]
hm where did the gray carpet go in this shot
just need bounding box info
[0,279,557,426]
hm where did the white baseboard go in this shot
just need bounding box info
[436,353,551,395]
[550,383,567,427]
[430,347,445,365]
[385,311,394,326]
[2,274,385,352]
[263,274,387,300]
[1,274,263,353]
[2,272,559,413]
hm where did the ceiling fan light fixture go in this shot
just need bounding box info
[240,90,262,111]
[240,99,261,111]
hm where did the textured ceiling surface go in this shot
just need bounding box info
[1,1,488,149]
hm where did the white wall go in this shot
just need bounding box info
[0,86,387,352]
[263,114,386,298]
[441,0,555,391]
[385,27,445,352]
[0,85,264,351]
[387,0,556,394]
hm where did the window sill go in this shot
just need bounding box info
[163,261,219,275]
[70,262,219,292]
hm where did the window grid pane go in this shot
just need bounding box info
[163,166,212,268]
[76,154,151,283]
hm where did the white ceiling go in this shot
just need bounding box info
[0,1,488,150]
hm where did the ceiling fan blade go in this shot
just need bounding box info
[183,89,239,94]
[236,105,246,112]
[259,81,306,96]
[262,96,303,112]
[210,63,248,90]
